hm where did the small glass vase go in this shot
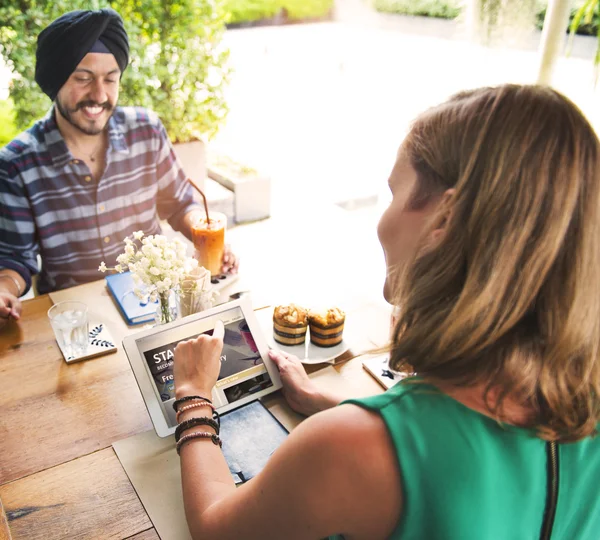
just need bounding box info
[155,289,180,326]
[180,289,215,318]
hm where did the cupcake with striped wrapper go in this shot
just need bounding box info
[308,308,346,347]
[273,304,308,346]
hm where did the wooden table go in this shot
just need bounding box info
[0,279,389,540]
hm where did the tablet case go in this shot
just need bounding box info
[220,400,289,484]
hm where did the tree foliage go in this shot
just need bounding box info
[0,0,230,141]
[224,0,333,25]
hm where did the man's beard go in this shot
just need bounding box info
[55,97,115,136]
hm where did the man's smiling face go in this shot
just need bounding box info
[55,52,120,135]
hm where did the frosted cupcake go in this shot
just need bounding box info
[273,304,308,346]
[308,308,346,347]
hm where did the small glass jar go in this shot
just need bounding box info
[155,289,180,325]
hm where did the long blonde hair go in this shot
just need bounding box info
[390,85,600,442]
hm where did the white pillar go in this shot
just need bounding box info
[537,0,572,85]
[464,0,482,43]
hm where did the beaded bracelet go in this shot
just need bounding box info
[172,395,212,412]
[175,416,220,443]
[177,431,222,455]
[175,401,219,424]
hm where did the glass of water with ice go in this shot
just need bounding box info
[48,301,89,359]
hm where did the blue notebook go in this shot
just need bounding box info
[105,272,158,325]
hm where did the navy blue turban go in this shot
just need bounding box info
[35,9,129,101]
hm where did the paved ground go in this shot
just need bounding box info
[212,13,600,214]
[206,6,599,316]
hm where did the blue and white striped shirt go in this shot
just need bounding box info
[0,106,199,295]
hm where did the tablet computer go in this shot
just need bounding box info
[123,296,282,437]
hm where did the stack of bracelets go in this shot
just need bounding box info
[172,395,222,455]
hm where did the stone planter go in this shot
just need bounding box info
[208,155,271,224]
[173,140,207,192]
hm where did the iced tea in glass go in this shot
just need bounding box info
[191,212,226,276]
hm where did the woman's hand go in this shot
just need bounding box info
[268,350,343,416]
[174,320,225,399]
[221,244,239,275]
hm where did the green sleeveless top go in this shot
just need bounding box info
[331,379,600,539]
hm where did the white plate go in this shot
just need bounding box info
[256,309,350,364]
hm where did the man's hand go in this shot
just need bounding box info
[0,292,21,330]
[221,244,239,275]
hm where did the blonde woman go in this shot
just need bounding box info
[174,85,600,539]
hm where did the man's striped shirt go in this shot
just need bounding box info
[0,106,199,295]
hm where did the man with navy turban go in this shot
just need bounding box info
[35,8,130,102]
[0,9,237,330]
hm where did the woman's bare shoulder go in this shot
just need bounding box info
[195,402,403,540]
[292,403,404,539]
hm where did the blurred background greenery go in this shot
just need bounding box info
[0,98,18,147]
[0,0,231,144]
[0,0,333,146]
[374,0,598,36]
[224,0,333,25]
[0,0,597,147]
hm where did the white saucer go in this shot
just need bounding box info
[256,309,349,364]
[55,320,118,363]
[270,337,350,365]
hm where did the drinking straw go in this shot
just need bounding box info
[187,178,211,227]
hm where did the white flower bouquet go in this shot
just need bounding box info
[99,231,214,324]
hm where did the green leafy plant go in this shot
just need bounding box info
[373,0,461,19]
[225,0,281,23]
[0,0,230,142]
[224,0,333,25]
[0,99,19,147]
[475,0,537,44]
[536,3,599,35]
[568,0,600,69]
[373,0,599,39]
[282,0,333,20]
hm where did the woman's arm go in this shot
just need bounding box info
[268,349,347,415]
[174,331,402,540]
[180,404,403,540]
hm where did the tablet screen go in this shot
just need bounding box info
[134,307,274,427]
